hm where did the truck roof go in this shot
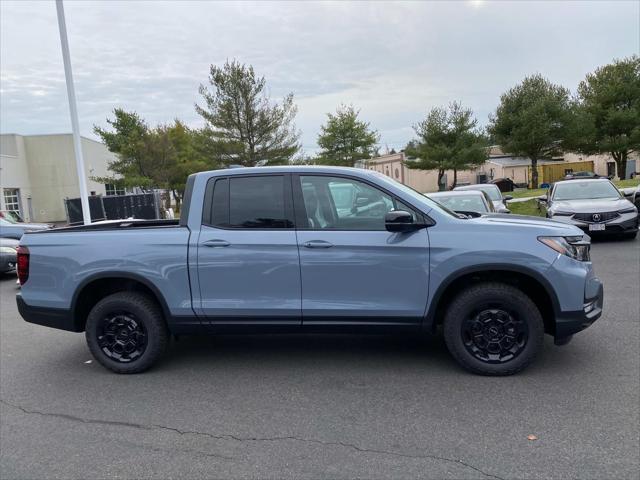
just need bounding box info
[193,165,381,178]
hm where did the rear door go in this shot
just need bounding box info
[293,174,430,324]
[197,174,301,325]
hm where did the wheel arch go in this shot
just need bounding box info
[424,264,560,335]
[71,272,171,332]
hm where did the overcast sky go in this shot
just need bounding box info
[1,0,638,155]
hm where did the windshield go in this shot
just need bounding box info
[430,195,488,213]
[474,185,502,201]
[553,181,621,201]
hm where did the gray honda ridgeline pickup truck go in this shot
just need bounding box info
[16,166,603,375]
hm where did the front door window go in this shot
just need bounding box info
[299,175,409,230]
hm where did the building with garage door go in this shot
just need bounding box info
[0,133,117,223]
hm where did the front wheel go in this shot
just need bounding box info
[443,283,544,376]
[85,292,168,374]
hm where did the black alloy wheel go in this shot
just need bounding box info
[443,282,544,376]
[461,307,528,364]
[97,312,147,363]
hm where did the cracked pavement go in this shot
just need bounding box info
[1,237,639,479]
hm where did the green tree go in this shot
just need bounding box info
[488,74,573,188]
[94,110,213,210]
[316,104,379,166]
[572,55,640,179]
[195,60,301,167]
[154,121,212,209]
[94,108,154,189]
[405,102,487,189]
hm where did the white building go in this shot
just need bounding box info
[0,133,116,222]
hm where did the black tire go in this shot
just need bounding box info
[85,292,168,374]
[443,282,544,376]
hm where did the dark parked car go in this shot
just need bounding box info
[453,183,512,213]
[0,237,19,273]
[564,171,600,180]
[489,177,516,192]
[619,186,640,210]
[427,190,496,216]
[539,178,638,239]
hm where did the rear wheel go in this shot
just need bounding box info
[443,282,544,376]
[85,292,168,374]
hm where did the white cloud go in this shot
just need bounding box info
[1,0,638,155]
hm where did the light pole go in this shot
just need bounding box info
[56,0,91,225]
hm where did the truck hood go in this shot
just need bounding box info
[550,197,634,213]
[470,214,584,236]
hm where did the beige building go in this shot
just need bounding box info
[365,150,639,193]
[561,152,639,178]
[0,133,116,222]
[365,152,485,192]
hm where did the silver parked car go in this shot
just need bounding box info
[427,190,496,216]
[0,237,19,273]
[540,178,638,239]
[453,183,512,213]
[0,217,53,239]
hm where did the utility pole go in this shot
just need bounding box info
[56,0,91,224]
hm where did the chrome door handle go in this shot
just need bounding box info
[303,240,334,248]
[202,239,230,247]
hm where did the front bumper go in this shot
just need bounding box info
[550,212,638,235]
[555,281,604,342]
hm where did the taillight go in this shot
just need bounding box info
[16,246,29,285]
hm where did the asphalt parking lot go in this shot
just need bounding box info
[1,237,638,480]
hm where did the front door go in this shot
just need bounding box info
[197,174,301,325]
[293,174,430,324]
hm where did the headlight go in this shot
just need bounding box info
[549,210,573,217]
[618,207,637,214]
[0,246,17,254]
[538,235,590,261]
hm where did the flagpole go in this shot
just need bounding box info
[56,0,91,225]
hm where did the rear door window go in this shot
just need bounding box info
[205,175,292,228]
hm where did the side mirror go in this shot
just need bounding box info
[623,190,634,198]
[503,195,513,202]
[538,194,548,203]
[385,210,421,232]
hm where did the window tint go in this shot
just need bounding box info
[211,178,229,225]
[299,175,404,230]
[210,175,291,228]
